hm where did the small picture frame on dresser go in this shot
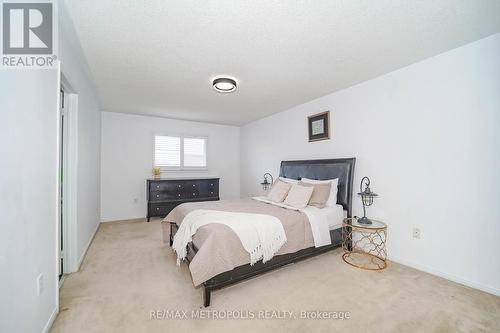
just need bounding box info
[308,111,330,142]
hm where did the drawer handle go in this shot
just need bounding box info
[210,191,214,194]
[156,185,160,189]
[156,195,159,198]
[193,193,196,196]
[178,185,181,188]
[178,194,181,197]
[156,207,160,211]
[210,183,213,186]
[192,184,196,187]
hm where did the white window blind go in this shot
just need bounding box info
[183,137,206,167]
[154,135,207,169]
[154,136,180,167]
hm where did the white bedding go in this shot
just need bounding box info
[321,204,346,230]
[172,209,287,266]
[252,196,346,247]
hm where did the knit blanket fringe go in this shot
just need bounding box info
[172,209,287,266]
[249,234,287,265]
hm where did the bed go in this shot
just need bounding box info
[163,158,355,306]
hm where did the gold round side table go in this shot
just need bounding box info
[342,218,387,271]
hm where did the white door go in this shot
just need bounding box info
[59,87,66,281]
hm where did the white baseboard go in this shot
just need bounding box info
[77,221,100,271]
[389,255,500,297]
[42,306,58,333]
[100,216,146,223]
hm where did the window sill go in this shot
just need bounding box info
[159,168,208,172]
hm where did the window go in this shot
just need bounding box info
[183,137,206,167]
[154,136,181,167]
[154,135,207,169]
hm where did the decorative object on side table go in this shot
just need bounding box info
[308,111,330,142]
[357,176,378,225]
[342,217,387,270]
[152,166,161,180]
[260,173,274,191]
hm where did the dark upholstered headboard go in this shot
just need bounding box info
[279,158,356,217]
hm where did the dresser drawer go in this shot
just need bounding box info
[149,191,179,201]
[148,202,178,217]
[198,179,219,197]
[182,184,200,198]
[182,180,219,198]
[146,178,220,221]
[150,181,186,192]
[149,181,191,201]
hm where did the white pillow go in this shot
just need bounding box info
[300,177,339,207]
[283,184,314,209]
[279,177,299,184]
[267,180,292,203]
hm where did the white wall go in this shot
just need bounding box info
[241,33,500,295]
[0,70,60,332]
[59,0,102,268]
[0,2,101,332]
[101,112,240,221]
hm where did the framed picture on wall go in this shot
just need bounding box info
[308,111,330,142]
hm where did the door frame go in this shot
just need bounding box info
[59,74,79,275]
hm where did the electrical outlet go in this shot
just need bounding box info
[37,273,44,296]
[412,228,421,239]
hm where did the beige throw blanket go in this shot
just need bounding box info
[163,198,315,286]
[172,209,287,266]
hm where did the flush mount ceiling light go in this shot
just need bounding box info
[212,77,237,93]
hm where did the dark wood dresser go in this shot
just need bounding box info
[146,178,220,221]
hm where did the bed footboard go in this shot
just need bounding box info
[201,228,342,306]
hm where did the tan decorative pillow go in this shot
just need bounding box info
[300,177,338,207]
[298,181,332,208]
[267,180,292,203]
[283,184,314,209]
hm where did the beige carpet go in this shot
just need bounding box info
[51,219,500,333]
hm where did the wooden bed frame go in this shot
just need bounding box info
[169,158,356,307]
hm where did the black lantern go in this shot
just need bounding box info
[260,173,274,191]
[357,176,378,225]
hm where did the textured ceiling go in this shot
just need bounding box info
[66,0,500,125]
